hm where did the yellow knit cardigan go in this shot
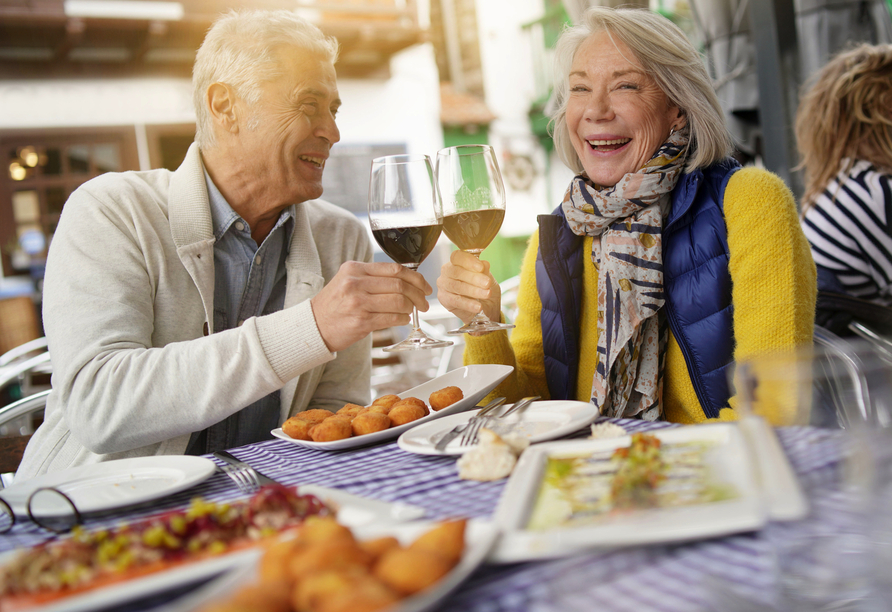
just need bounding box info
[464,167,817,425]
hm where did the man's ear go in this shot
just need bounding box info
[207,82,239,134]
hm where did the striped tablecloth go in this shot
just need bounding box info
[0,419,854,612]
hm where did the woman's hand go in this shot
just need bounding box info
[437,249,502,324]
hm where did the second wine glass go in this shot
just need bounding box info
[436,144,515,335]
[368,154,452,352]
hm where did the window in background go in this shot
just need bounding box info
[0,128,138,277]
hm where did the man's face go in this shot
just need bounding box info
[237,48,341,205]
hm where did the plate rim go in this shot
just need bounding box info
[166,518,499,612]
[397,399,600,456]
[0,488,433,612]
[488,422,767,563]
[271,363,514,451]
[0,455,216,516]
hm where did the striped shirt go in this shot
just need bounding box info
[802,159,892,304]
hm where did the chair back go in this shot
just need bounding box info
[0,351,51,407]
[0,296,41,356]
[0,389,50,485]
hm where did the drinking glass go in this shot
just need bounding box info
[436,144,515,335]
[368,154,453,352]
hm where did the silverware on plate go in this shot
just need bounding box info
[460,395,540,447]
[213,450,281,487]
[434,396,506,452]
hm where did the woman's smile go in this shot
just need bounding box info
[566,30,681,186]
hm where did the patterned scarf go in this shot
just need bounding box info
[561,128,690,420]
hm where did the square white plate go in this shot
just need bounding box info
[169,519,499,612]
[271,364,513,451]
[397,400,600,456]
[489,423,767,563]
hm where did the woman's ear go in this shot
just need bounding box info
[207,82,239,134]
[674,109,688,131]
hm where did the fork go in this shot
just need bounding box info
[218,462,261,495]
[460,396,540,447]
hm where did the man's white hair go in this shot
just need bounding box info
[192,10,338,149]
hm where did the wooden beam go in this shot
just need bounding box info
[54,17,84,61]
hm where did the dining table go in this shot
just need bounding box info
[0,417,864,612]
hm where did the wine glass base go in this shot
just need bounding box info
[383,336,453,352]
[446,321,515,336]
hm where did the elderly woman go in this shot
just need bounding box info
[798,44,892,305]
[437,7,816,425]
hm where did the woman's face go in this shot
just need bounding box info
[566,31,683,187]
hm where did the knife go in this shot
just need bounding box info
[434,396,506,452]
[213,450,281,487]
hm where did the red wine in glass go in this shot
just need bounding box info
[368,154,452,352]
[372,224,442,269]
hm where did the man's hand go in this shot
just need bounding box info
[436,249,502,324]
[311,261,432,353]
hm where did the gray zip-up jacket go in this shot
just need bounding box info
[17,143,372,480]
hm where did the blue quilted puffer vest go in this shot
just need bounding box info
[535,159,740,419]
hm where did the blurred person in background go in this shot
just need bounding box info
[798,43,892,305]
[437,6,816,425]
[16,10,431,479]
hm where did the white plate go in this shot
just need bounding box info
[299,484,426,526]
[397,400,600,456]
[169,518,499,612]
[0,456,216,516]
[489,423,766,563]
[271,364,513,451]
[0,490,427,612]
[738,415,808,521]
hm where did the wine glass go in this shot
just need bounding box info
[436,144,515,335]
[368,154,453,352]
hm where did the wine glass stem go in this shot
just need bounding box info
[470,252,492,323]
[412,306,420,332]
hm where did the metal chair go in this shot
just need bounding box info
[0,351,51,406]
[0,389,50,487]
[812,325,885,429]
[0,336,47,368]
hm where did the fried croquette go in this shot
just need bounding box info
[282,417,312,441]
[351,411,391,436]
[368,404,392,416]
[408,518,467,565]
[391,397,426,411]
[292,569,362,612]
[230,580,292,612]
[298,516,356,545]
[429,386,464,411]
[359,536,400,562]
[336,403,364,417]
[387,403,426,426]
[289,539,371,576]
[295,409,335,424]
[371,394,400,409]
[309,418,353,442]
[314,577,400,612]
[373,548,452,595]
[259,537,304,584]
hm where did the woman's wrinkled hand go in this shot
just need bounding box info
[436,250,502,324]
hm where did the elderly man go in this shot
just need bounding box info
[16,10,430,479]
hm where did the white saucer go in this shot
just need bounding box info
[397,400,600,456]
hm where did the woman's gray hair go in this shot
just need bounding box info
[550,6,731,173]
[193,10,339,149]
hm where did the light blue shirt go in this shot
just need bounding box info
[186,171,294,454]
